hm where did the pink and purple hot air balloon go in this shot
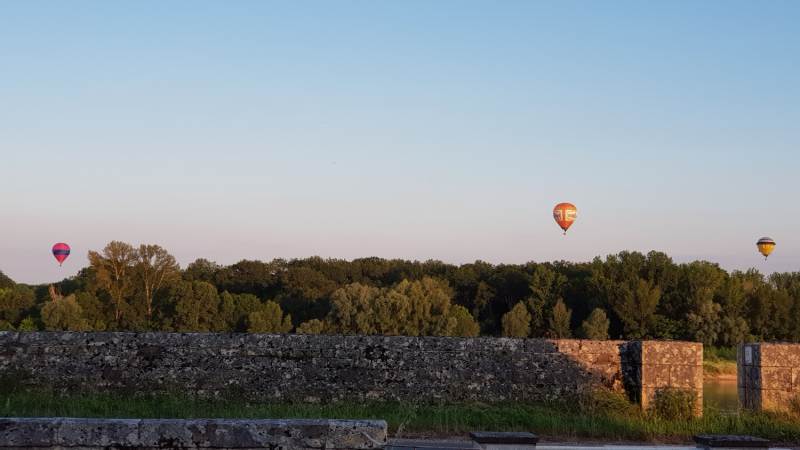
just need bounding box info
[52,243,70,266]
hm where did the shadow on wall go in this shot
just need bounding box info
[0,332,696,405]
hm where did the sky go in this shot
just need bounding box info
[1,1,799,284]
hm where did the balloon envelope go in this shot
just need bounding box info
[757,237,775,259]
[52,243,70,266]
[553,203,577,235]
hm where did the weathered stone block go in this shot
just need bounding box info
[0,418,386,450]
[641,365,671,387]
[738,342,800,411]
[470,431,538,450]
[760,389,792,411]
[792,367,800,392]
[641,341,702,365]
[693,434,770,450]
[56,418,139,447]
[761,367,792,391]
[620,340,703,415]
[670,364,703,389]
[763,343,800,368]
[0,417,60,447]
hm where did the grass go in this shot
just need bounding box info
[704,346,738,378]
[2,388,800,443]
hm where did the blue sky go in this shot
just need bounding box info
[1,1,799,284]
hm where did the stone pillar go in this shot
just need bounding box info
[739,342,800,411]
[620,340,703,415]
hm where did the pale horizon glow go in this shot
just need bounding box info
[1,1,799,284]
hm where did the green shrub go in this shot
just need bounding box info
[650,387,698,421]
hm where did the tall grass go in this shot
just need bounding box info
[1,388,799,443]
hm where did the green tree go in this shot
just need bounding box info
[548,298,572,338]
[0,269,14,290]
[716,273,750,346]
[525,265,567,332]
[614,277,660,338]
[88,241,136,325]
[0,287,33,325]
[215,291,236,332]
[371,288,412,335]
[448,305,480,337]
[0,271,34,326]
[590,251,648,311]
[247,301,292,334]
[41,294,89,331]
[231,293,264,332]
[582,308,610,340]
[183,258,222,284]
[502,302,531,338]
[296,319,325,334]
[17,317,39,331]
[134,244,180,322]
[682,261,724,345]
[389,278,456,336]
[75,291,106,331]
[213,291,266,332]
[169,281,220,332]
[327,283,381,335]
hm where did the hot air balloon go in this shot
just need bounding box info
[553,203,577,235]
[52,243,70,266]
[757,237,775,260]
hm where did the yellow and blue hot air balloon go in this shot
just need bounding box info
[757,237,775,260]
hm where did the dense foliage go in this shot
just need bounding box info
[2,241,799,345]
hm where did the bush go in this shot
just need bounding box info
[650,387,698,421]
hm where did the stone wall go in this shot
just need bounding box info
[619,340,703,415]
[0,418,386,450]
[739,342,800,411]
[0,332,626,403]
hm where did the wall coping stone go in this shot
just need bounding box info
[693,435,771,448]
[0,418,387,450]
[469,432,538,445]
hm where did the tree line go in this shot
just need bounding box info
[0,241,798,345]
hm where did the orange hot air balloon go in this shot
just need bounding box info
[553,203,577,235]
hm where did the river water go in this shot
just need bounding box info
[703,377,739,411]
